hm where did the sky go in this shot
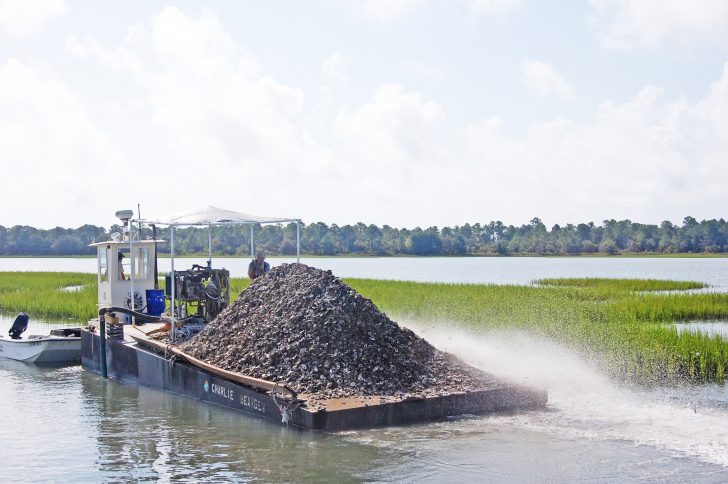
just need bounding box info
[0,0,727,229]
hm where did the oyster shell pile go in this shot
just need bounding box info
[179,264,495,400]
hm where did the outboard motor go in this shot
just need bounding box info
[8,312,29,340]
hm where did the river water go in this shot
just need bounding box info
[1,257,727,481]
[2,255,728,289]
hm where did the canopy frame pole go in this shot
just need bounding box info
[130,223,135,324]
[250,224,255,260]
[208,224,212,268]
[296,219,300,263]
[170,225,176,342]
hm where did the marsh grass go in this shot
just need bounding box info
[1,272,726,383]
[230,278,251,296]
[0,272,97,320]
[0,272,254,322]
[538,278,706,292]
[346,277,728,384]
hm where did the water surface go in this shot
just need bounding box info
[1,316,727,481]
[675,321,728,339]
[2,256,728,290]
[2,258,728,481]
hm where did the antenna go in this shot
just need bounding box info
[137,203,142,239]
[115,209,134,242]
[115,209,134,224]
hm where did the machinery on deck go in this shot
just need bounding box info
[166,263,230,322]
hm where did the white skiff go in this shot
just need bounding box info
[0,328,81,364]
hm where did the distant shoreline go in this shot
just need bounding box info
[0,253,726,259]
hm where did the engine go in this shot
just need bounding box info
[165,264,230,323]
[8,312,29,339]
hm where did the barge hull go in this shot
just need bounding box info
[81,329,547,431]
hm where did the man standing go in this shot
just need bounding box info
[248,251,270,279]
[118,252,126,280]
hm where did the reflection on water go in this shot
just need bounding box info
[80,374,388,482]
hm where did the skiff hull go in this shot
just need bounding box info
[0,336,81,364]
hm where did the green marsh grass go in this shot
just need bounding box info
[0,272,253,322]
[1,271,726,383]
[0,272,97,320]
[346,277,728,384]
[538,278,706,292]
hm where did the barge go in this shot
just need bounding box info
[82,324,546,431]
[82,207,547,431]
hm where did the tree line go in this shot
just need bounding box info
[0,217,727,257]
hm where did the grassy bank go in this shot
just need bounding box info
[0,272,97,320]
[0,272,252,321]
[1,272,727,383]
[348,278,728,383]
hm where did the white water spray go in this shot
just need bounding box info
[405,320,728,468]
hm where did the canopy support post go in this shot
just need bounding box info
[296,220,300,263]
[208,224,212,269]
[170,225,176,342]
[250,224,255,260]
[130,224,135,324]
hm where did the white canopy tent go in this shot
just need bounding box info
[144,206,301,336]
[158,206,295,226]
[151,205,301,266]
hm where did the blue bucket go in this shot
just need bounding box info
[145,289,166,316]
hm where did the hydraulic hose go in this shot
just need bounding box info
[98,306,164,324]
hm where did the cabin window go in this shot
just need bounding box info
[119,249,130,280]
[98,248,108,282]
[133,247,150,280]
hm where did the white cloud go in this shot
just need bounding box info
[461,67,728,224]
[3,5,728,229]
[0,0,68,39]
[322,50,352,85]
[466,0,521,15]
[38,6,332,225]
[327,84,456,220]
[340,0,425,23]
[521,59,574,101]
[341,0,521,22]
[696,63,728,147]
[328,68,728,225]
[0,59,124,223]
[334,84,446,170]
[403,59,443,81]
[590,0,728,49]
[66,6,310,167]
